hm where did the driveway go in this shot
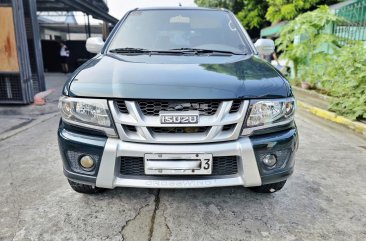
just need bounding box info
[0,109,365,241]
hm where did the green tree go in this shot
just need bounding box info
[194,0,244,13]
[276,6,341,82]
[276,6,366,120]
[266,0,339,23]
[195,0,268,33]
[195,0,340,28]
[324,43,366,120]
[236,0,269,30]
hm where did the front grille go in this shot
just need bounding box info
[137,100,221,116]
[114,100,242,116]
[123,125,137,132]
[222,124,236,131]
[229,100,242,113]
[116,100,129,113]
[112,100,247,143]
[120,156,238,176]
[150,126,210,134]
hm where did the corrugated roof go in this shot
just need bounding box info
[38,12,77,24]
[36,0,117,24]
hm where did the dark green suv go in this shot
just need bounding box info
[58,7,298,194]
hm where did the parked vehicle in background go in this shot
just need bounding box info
[58,7,298,194]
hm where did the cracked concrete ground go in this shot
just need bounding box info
[0,109,365,241]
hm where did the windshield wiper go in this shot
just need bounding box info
[109,47,152,54]
[109,48,187,55]
[109,47,246,56]
[169,48,245,55]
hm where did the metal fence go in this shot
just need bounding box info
[0,0,34,104]
[333,0,366,41]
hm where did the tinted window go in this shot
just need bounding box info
[108,10,249,54]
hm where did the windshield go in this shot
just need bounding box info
[107,9,250,54]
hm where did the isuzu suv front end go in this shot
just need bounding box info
[58,7,298,194]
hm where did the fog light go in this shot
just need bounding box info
[79,155,95,169]
[262,154,277,167]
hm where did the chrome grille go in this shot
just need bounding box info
[123,125,137,132]
[110,100,249,144]
[116,100,129,113]
[229,100,242,113]
[222,124,236,131]
[149,126,210,134]
[138,100,220,116]
[120,156,238,176]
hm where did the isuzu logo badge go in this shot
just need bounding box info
[160,113,199,124]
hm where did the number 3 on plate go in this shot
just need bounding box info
[203,159,210,170]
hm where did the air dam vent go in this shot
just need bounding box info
[149,126,210,134]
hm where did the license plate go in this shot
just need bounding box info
[144,153,212,175]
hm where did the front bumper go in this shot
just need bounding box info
[58,123,298,189]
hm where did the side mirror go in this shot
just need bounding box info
[254,39,275,56]
[86,37,104,53]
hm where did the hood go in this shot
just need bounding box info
[67,54,292,100]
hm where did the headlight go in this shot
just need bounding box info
[59,97,115,135]
[242,98,295,134]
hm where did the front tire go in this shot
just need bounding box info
[249,180,287,193]
[67,179,105,194]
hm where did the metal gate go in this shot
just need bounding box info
[333,0,366,41]
[0,0,34,104]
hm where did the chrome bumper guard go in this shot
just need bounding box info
[96,137,262,189]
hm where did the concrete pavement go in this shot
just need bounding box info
[0,73,67,138]
[293,86,366,137]
[0,108,365,241]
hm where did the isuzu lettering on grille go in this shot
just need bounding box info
[160,114,199,124]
